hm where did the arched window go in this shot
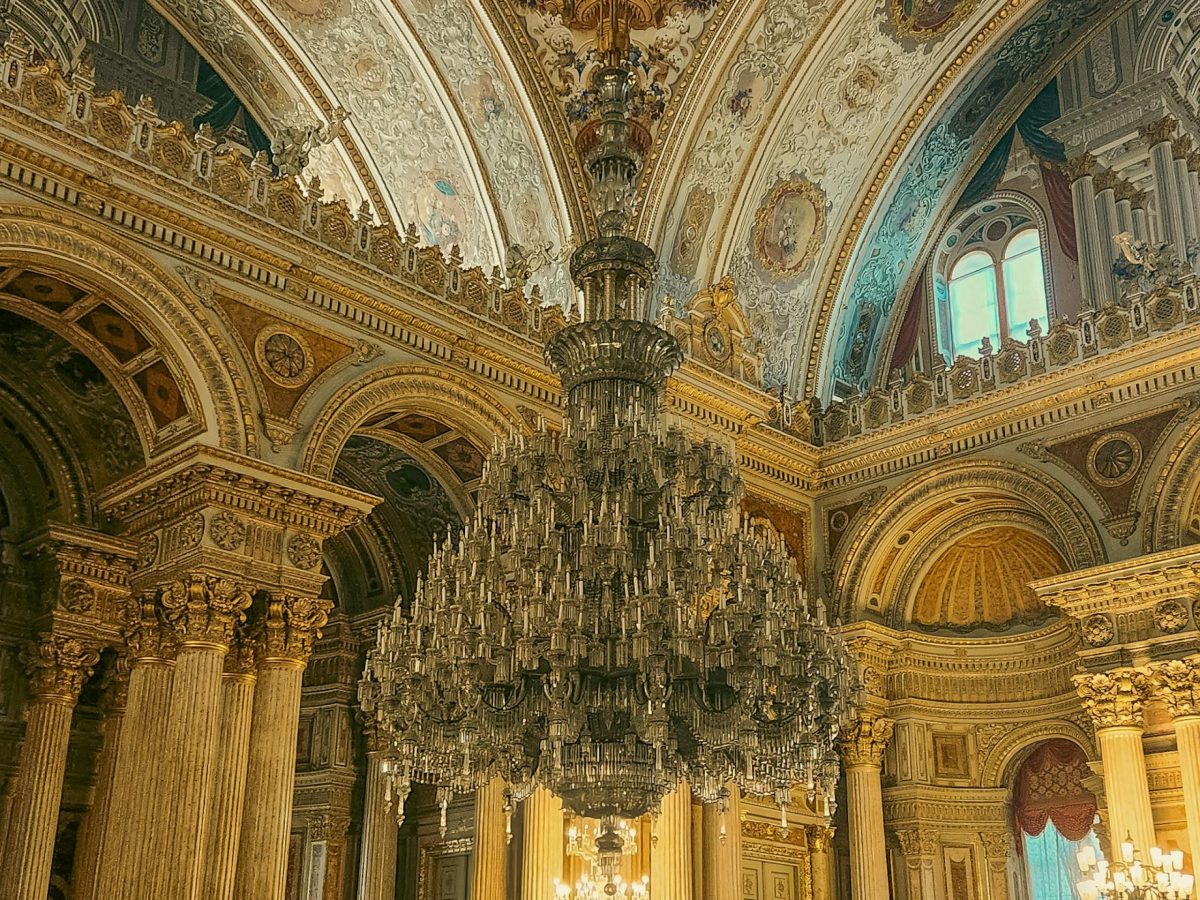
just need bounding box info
[933,199,1054,361]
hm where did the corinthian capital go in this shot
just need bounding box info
[1153,658,1200,719]
[1074,668,1151,729]
[258,594,331,663]
[838,713,894,767]
[1064,153,1098,181]
[807,825,834,853]
[22,634,100,702]
[1141,115,1178,147]
[895,827,937,859]
[159,575,253,647]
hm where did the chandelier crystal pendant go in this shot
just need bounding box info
[1077,836,1195,900]
[358,19,857,872]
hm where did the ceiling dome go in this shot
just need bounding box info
[910,527,1066,632]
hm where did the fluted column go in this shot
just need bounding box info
[149,576,251,900]
[651,782,693,900]
[1144,117,1187,261]
[72,661,129,900]
[1154,659,1200,868]
[840,714,894,900]
[700,785,743,900]
[1188,152,1200,230]
[896,828,937,899]
[472,777,509,900]
[92,604,176,899]
[1068,154,1105,308]
[1094,169,1120,305]
[234,595,330,900]
[1075,669,1155,852]
[201,638,257,900]
[358,739,400,900]
[1174,137,1198,254]
[0,635,98,900]
[807,825,834,900]
[521,787,564,900]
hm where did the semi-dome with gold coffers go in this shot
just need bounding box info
[910,527,1067,632]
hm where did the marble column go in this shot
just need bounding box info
[1094,171,1120,304]
[700,785,743,900]
[1188,153,1200,231]
[651,782,693,900]
[0,635,98,900]
[521,787,564,900]
[234,595,330,900]
[1144,118,1187,261]
[839,713,894,900]
[92,605,176,900]
[1134,203,1151,246]
[807,825,834,900]
[1114,182,1135,239]
[358,733,399,900]
[472,777,509,900]
[1075,669,1156,852]
[201,639,258,900]
[1068,155,1106,309]
[150,576,251,900]
[1174,138,1198,254]
[72,661,129,900]
[1154,659,1200,868]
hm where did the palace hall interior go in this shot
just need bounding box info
[13,0,1200,899]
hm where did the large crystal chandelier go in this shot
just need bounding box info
[358,6,856,864]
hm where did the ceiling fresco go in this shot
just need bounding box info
[140,0,1136,396]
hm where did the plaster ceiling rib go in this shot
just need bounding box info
[149,0,389,224]
[471,0,592,241]
[808,0,1141,402]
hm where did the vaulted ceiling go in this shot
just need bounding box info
[149,0,1132,397]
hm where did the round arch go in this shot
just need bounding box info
[300,364,527,482]
[1145,411,1200,552]
[982,723,1096,789]
[833,459,1106,625]
[0,205,252,455]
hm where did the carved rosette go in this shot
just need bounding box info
[286,534,323,570]
[1073,668,1151,729]
[258,594,332,663]
[22,634,100,703]
[159,575,253,647]
[838,713,894,767]
[1153,659,1200,719]
[1080,613,1115,647]
[208,511,247,552]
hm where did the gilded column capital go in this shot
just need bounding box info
[1064,153,1098,181]
[979,830,1013,860]
[1189,151,1200,172]
[100,655,131,714]
[838,713,894,767]
[21,633,100,703]
[1074,668,1151,729]
[159,575,253,647]
[1173,135,1194,160]
[223,629,258,678]
[123,595,178,661]
[1114,180,1139,203]
[1093,168,1121,193]
[255,594,332,664]
[1152,658,1200,718]
[308,812,351,842]
[1140,115,1178,146]
[807,824,835,853]
[894,828,937,859]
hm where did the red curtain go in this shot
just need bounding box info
[1013,739,1096,847]
[1041,163,1078,263]
[889,270,926,372]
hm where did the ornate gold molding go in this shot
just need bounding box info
[1074,668,1152,729]
[839,713,894,768]
[22,632,100,702]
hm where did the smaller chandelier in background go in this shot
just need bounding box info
[556,819,647,899]
[1077,835,1195,899]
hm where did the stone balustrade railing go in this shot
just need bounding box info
[0,32,566,345]
[805,277,1200,444]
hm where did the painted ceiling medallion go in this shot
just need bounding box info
[888,0,979,41]
[752,178,827,279]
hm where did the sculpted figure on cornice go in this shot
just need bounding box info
[1074,668,1152,729]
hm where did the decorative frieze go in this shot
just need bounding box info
[1074,668,1152,729]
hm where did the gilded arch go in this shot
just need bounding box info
[300,364,526,482]
[833,460,1106,625]
[982,721,1096,788]
[0,205,252,454]
[1145,410,1200,552]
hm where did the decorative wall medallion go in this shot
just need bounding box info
[889,0,979,40]
[1080,613,1114,647]
[255,327,315,388]
[136,533,159,569]
[209,511,247,552]
[178,513,205,549]
[287,534,322,570]
[703,321,730,363]
[61,579,96,614]
[1154,599,1190,634]
[752,179,826,278]
[1086,431,1142,487]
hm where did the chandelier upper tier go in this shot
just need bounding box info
[358,4,856,843]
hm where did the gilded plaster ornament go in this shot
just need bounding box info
[1080,613,1115,647]
[177,513,205,550]
[60,579,97,615]
[887,0,979,42]
[255,327,315,388]
[1086,432,1142,487]
[208,511,247,552]
[1154,598,1190,634]
[286,534,322,570]
[22,634,100,701]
